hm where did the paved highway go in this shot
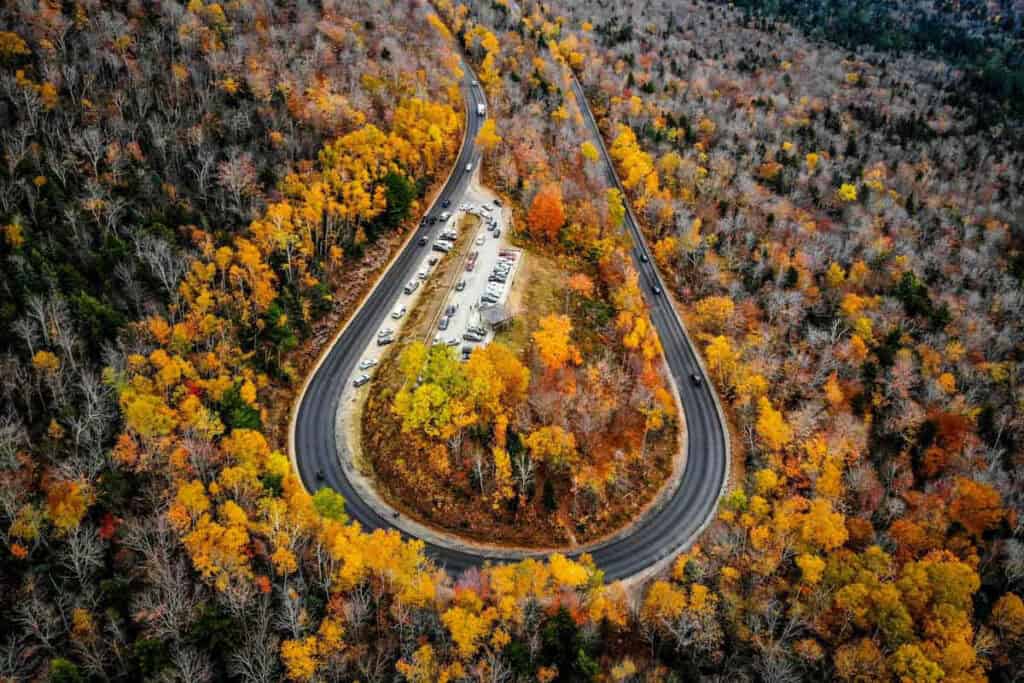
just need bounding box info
[290,62,729,581]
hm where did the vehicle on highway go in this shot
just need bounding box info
[465,162,473,172]
[353,374,371,387]
[441,198,451,207]
[652,284,662,295]
[439,317,450,331]
[404,280,419,294]
[315,469,324,482]
[455,280,466,292]
[476,102,485,116]
[481,295,498,305]
[639,252,649,262]
[358,359,377,371]
[690,372,703,386]
[391,305,406,319]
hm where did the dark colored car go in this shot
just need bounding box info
[445,304,458,317]
[640,252,649,262]
[442,198,451,207]
[493,198,502,206]
[439,317,450,331]
[419,236,428,246]
[690,372,703,386]
[652,284,662,295]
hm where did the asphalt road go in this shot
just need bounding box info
[291,62,729,581]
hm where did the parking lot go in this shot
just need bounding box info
[430,200,520,359]
[347,192,516,389]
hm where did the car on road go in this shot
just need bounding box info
[353,374,371,387]
[690,372,703,386]
[439,211,451,221]
[418,236,428,246]
[455,280,466,292]
[439,317,450,331]
[391,305,406,319]
[652,284,662,295]
[358,359,377,371]
[442,198,451,207]
[404,280,419,294]
[315,469,325,481]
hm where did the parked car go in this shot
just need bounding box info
[377,328,394,338]
[463,332,484,342]
[391,305,406,319]
[439,211,451,221]
[428,256,439,265]
[475,235,485,246]
[418,235,428,246]
[432,242,450,253]
[455,280,467,292]
[469,326,487,336]
[353,374,371,387]
[404,281,418,294]
[493,228,501,238]
[439,317,450,331]
[377,333,394,346]
[417,270,428,280]
[466,261,475,272]
[493,198,502,206]
[446,337,459,347]
[441,198,451,207]
[445,304,458,317]
[358,359,377,371]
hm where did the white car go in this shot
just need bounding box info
[353,374,371,387]
[358,359,377,371]
[417,270,428,280]
[391,305,406,319]
[475,235,485,246]
[377,328,394,338]
[465,163,473,172]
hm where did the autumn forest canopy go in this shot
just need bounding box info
[1,0,1024,681]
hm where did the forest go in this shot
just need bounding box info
[1,0,1023,681]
